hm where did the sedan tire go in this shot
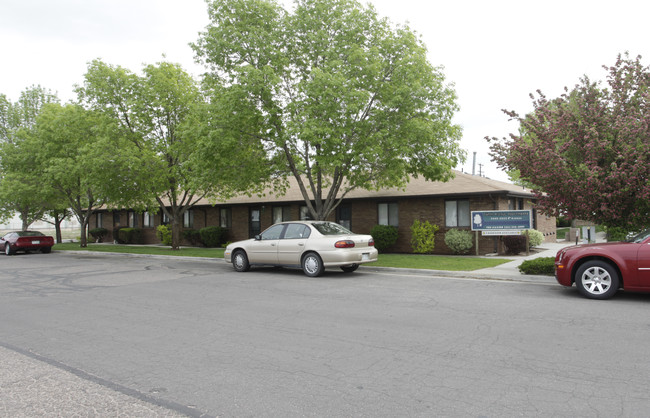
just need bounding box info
[302,252,324,277]
[575,260,619,299]
[232,250,250,272]
[340,264,359,273]
[5,244,14,256]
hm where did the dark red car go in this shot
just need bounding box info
[1,230,54,255]
[555,229,650,299]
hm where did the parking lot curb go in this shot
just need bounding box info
[54,250,555,284]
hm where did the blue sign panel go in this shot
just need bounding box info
[471,210,532,231]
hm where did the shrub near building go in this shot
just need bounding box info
[444,229,473,255]
[370,225,398,253]
[410,220,438,254]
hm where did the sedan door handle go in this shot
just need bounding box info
[298,243,305,246]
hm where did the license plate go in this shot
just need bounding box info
[31,240,40,244]
[362,253,369,261]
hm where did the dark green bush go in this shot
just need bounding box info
[89,227,108,243]
[113,227,123,244]
[370,225,398,253]
[556,216,571,228]
[606,226,630,242]
[503,235,527,254]
[183,229,202,246]
[118,228,143,244]
[200,226,228,247]
[518,257,556,275]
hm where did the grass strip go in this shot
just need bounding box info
[53,242,224,258]
[370,253,511,271]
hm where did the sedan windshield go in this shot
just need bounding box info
[626,229,650,244]
[312,222,352,236]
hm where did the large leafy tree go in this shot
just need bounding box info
[26,103,141,247]
[488,54,650,230]
[0,85,59,143]
[0,86,60,229]
[77,60,265,249]
[193,0,464,220]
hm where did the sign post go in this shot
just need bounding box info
[471,210,533,255]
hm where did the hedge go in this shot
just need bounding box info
[518,257,556,275]
[200,226,228,247]
[370,225,398,252]
[118,227,143,244]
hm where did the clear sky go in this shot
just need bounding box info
[2,0,649,182]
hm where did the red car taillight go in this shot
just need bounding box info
[335,240,355,248]
[368,238,374,247]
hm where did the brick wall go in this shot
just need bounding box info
[89,193,557,254]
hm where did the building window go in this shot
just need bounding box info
[161,212,170,225]
[300,206,313,220]
[220,208,232,229]
[445,199,470,227]
[509,198,524,210]
[96,212,103,228]
[113,212,121,226]
[273,206,291,224]
[337,204,351,230]
[128,211,138,228]
[143,211,154,228]
[183,210,194,228]
[378,203,398,227]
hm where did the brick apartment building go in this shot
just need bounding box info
[91,171,556,255]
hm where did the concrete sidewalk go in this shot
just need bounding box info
[365,233,605,284]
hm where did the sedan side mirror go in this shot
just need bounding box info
[254,234,262,241]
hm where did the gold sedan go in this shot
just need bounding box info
[224,221,378,277]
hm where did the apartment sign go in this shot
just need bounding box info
[471,210,532,235]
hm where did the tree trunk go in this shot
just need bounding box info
[55,220,63,244]
[21,211,29,231]
[79,218,88,247]
[53,212,64,244]
[171,218,182,250]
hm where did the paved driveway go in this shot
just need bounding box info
[2,252,650,417]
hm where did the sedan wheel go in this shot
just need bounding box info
[5,244,13,256]
[302,253,324,277]
[575,261,619,299]
[232,250,250,272]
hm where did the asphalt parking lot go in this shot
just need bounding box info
[2,251,650,417]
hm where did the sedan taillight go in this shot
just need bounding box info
[368,238,374,247]
[335,240,355,248]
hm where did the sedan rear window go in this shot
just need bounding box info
[312,222,352,236]
[284,224,311,239]
[16,231,45,237]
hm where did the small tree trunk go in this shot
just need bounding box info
[55,221,63,244]
[21,211,29,231]
[79,219,88,247]
[171,219,182,250]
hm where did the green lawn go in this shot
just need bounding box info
[556,227,569,240]
[370,254,510,271]
[53,243,510,271]
[53,242,224,258]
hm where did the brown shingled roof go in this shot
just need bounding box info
[197,170,532,206]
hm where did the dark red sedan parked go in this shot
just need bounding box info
[0,231,54,255]
[555,229,650,299]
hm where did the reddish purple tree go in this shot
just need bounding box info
[488,54,650,230]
